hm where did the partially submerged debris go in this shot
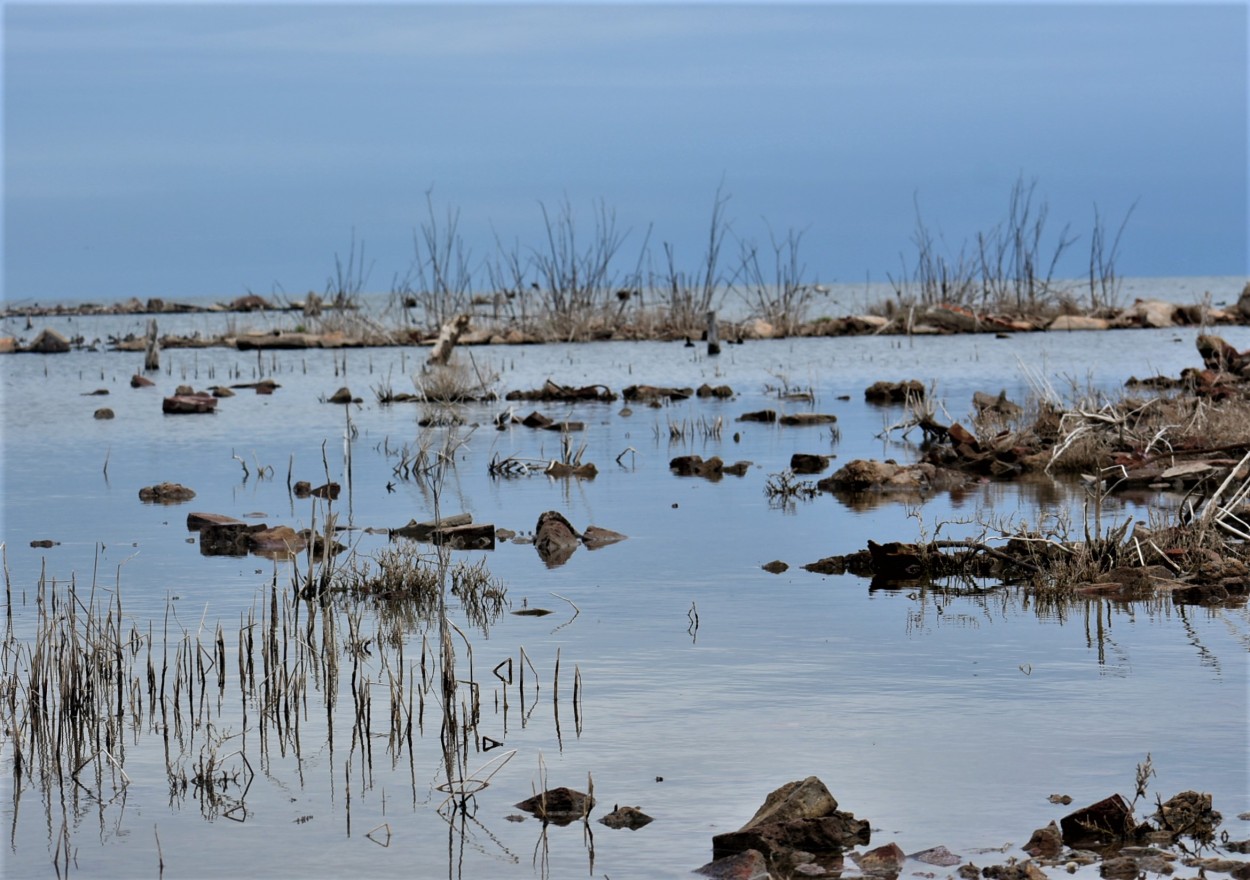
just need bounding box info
[514,787,594,825]
[598,805,653,830]
[670,455,751,479]
[162,392,217,414]
[139,482,196,503]
[505,379,616,402]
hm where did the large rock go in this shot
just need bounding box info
[712,777,870,861]
[1048,315,1110,331]
[693,849,770,880]
[138,482,196,503]
[1060,794,1136,848]
[514,787,594,825]
[534,511,581,567]
[27,328,71,353]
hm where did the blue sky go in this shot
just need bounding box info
[3,3,1247,304]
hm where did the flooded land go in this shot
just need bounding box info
[2,278,1248,880]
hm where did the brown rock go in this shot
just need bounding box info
[514,787,594,825]
[581,525,627,548]
[790,453,831,474]
[1022,820,1064,858]
[762,560,789,574]
[742,777,838,827]
[162,394,217,414]
[712,814,871,860]
[697,383,734,398]
[93,408,115,419]
[138,482,196,503]
[327,386,355,404]
[27,328,71,353]
[855,842,905,875]
[1060,794,1135,848]
[737,409,777,423]
[670,455,724,478]
[1048,315,1110,331]
[819,459,904,491]
[598,805,653,830]
[865,380,925,403]
[534,511,581,567]
[911,846,962,867]
[779,412,838,426]
[1152,790,1221,842]
[694,849,770,880]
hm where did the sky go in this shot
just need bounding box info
[2,2,1247,304]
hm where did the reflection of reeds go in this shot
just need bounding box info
[2,432,586,872]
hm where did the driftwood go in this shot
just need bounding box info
[428,313,471,365]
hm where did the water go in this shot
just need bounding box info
[2,277,1248,879]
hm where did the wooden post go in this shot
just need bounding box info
[143,319,160,372]
[706,311,720,356]
[429,314,471,365]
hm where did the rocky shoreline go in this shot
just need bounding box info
[3,286,1249,354]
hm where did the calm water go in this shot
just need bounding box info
[2,278,1248,879]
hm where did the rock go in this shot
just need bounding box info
[712,814,871,861]
[211,386,235,398]
[581,525,627,548]
[762,560,789,574]
[130,372,156,388]
[779,413,838,426]
[1048,315,1110,331]
[911,846,962,867]
[545,461,597,478]
[1023,821,1064,857]
[93,407,115,419]
[623,384,694,401]
[0,337,16,354]
[790,454,832,474]
[226,293,271,312]
[737,409,777,423]
[865,379,925,403]
[247,525,306,558]
[983,861,1050,880]
[1060,794,1136,848]
[598,805,653,830]
[292,481,312,498]
[505,380,615,402]
[1118,298,1178,328]
[1196,334,1247,373]
[713,777,869,862]
[739,777,840,828]
[819,459,904,490]
[697,383,734,398]
[1152,790,1221,843]
[693,849,771,880]
[197,518,260,556]
[514,787,594,825]
[27,328,71,353]
[671,455,724,478]
[310,482,340,500]
[327,386,356,404]
[972,390,1023,419]
[29,539,58,548]
[534,511,581,567]
[162,393,217,414]
[854,842,905,875]
[138,482,196,503]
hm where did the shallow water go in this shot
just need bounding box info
[2,285,1249,879]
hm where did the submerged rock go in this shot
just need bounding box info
[514,787,594,825]
[139,482,196,503]
[598,805,653,830]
